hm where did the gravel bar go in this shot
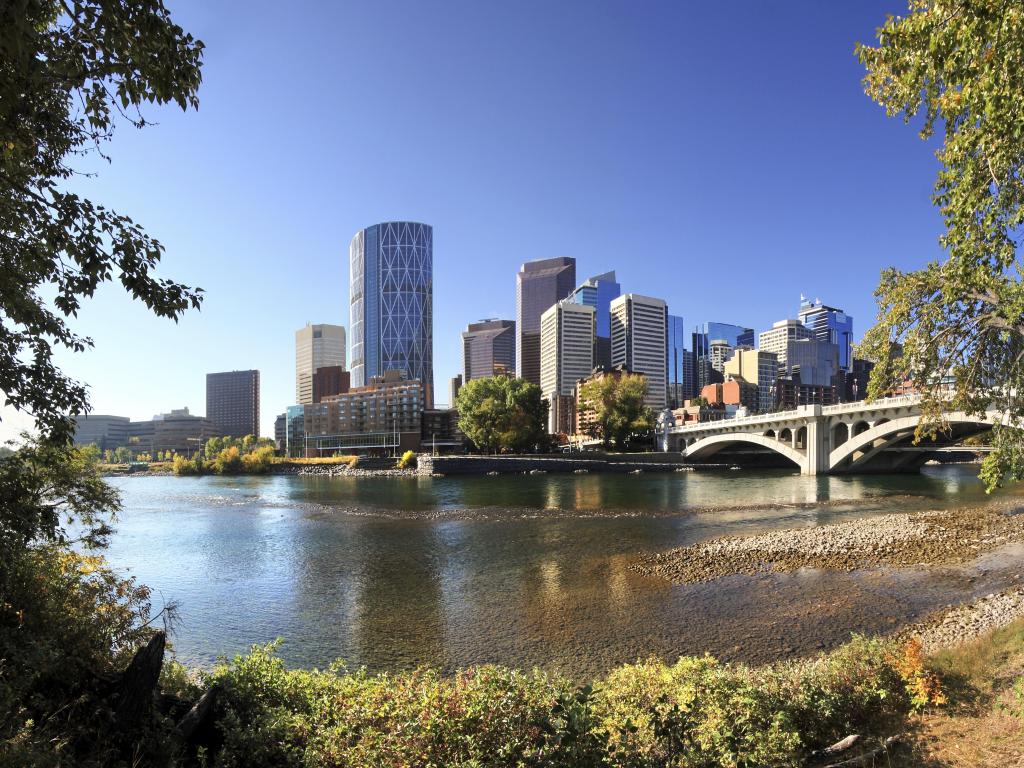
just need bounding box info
[632,506,1024,584]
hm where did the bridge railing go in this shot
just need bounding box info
[820,394,922,415]
[670,395,926,434]
[670,408,801,433]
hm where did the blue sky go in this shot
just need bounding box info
[4,0,945,441]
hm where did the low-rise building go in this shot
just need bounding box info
[274,413,286,452]
[72,415,129,451]
[302,370,424,456]
[700,378,759,412]
[421,408,463,453]
[724,348,779,413]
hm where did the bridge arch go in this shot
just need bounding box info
[830,412,994,471]
[779,427,793,444]
[685,432,805,469]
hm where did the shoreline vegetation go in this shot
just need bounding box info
[150,593,1024,766]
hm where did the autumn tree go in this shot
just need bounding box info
[455,376,548,453]
[857,0,1024,489]
[577,373,655,449]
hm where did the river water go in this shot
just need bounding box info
[102,466,1024,678]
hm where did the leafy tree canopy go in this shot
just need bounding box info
[455,376,548,453]
[1,0,205,443]
[577,373,654,449]
[857,0,1024,489]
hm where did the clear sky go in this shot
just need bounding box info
[3,0,946,442]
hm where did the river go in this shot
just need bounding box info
[101,465,1024,678]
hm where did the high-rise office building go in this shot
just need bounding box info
[709,339,734,374]
[295,323,346,405]
[692,322,754,392]
[667,314,689,408]
[349,221,433,403]
[516,257,576,385]
[462,319,516,381]
[569,271,621,369]
[540,300,595,434]
[206,369,260,438]
[758,319,814,367]
[312,366,350,403]
[610,294,668,410]
[799,298,854,372]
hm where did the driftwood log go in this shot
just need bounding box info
[820,735,902,768]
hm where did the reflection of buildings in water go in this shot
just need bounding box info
[604,554,632,611]
[349,526,448,672]
[573,476,603,511]
[539,559,562,599]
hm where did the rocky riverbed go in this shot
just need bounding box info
[902,587,1024,651]
[632,504,1024,584]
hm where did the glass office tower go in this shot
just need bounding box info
[516,257,576,385]
[569,270,621,369]
[798,298,854,372]
[349,222,433,403]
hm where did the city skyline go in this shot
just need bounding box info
[0,0,947,442]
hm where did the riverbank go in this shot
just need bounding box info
[633,503,1024,583]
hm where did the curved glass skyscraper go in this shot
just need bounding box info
[349,222,433,403]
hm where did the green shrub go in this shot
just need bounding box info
[397,450,417,469]
[206,635,940,768]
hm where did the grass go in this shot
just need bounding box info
[894,618,1024,766]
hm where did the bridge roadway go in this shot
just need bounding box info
[661,395,999,475]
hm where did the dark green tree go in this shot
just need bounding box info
[577,373,654,449]
[455,376,548,453]
[857,1,1024,490]
[1,0,205,445]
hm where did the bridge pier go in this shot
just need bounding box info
[801,406,831,475]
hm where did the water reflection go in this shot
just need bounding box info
[98,466,1023,678]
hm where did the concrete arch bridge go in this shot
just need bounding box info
[664,395,999,475]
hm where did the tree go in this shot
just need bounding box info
[0,435,119,551]
[577,373,655,449]
[856,1,1024,490]
[1,0,205,444]
[456,376,548,453]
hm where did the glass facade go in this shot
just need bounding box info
[799,299,853,372]
[569,271,620,370]
[667,314,688,407]
[691,322,754,393]
[349,222,433,402]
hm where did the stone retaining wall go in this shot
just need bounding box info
[417,454,702,476]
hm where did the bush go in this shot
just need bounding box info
[241,446,276,474]
[172,454,206,475]
[206,634,942,768]
[396,450,417,469]
[0,546,171,766]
